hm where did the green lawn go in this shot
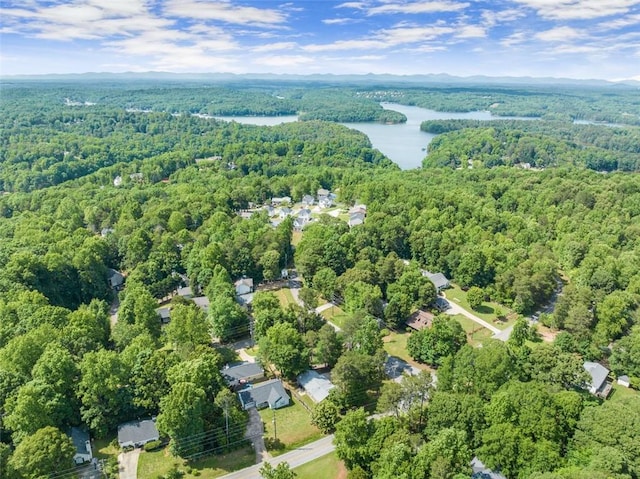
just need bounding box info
[608,382,638,404]
[452,314,495,346]
[383,330,431,371]
[444,285,517,330]
[320,305,349,329]
[92,437,119,461]
[292,230,303,247]
[259,396,323,456]
[137,446,255,479]
[274,288,297,308]
[294,451,347,479]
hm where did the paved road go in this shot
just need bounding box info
[219,435,336,479]
[443,297,501,334]
[118,449,140,479]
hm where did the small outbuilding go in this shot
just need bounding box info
[176,285,193,299]
[297,370,335,403]
[222,362,265,389]
[117,419,159,448]
[617,375,631,388]
[191,296,210,313]
[157,307,171,324]
[238,379,290,410]
[107,269,124,290]
[68,427,92,464]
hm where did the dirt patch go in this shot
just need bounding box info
[336,460,348,479]
[537,325,558,342]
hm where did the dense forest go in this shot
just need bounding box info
[0,79,639,479]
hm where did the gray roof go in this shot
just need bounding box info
[117,419,159,446]
[177,286,193,297]
[192,296,210,311]
[222,362,264,385]
[239,379,289,409]
[471,457,507,479]
[157,307,170,321]
[297,370,335,403]
[423,271,450,290]
[235,278,254,288]
[619,375,630,382]
[584,361,609,391]
[69,427,91,456]
[107,269,124,287]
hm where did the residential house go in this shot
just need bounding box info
[117,419,160,448]
[238,379,290,410]
[471,457,507,479]
[293,218,306,231]
[264,205,276,217]
[156,307,171,324]
[349,204,367,215]
[279,207,293,219]
[272,196,292,206]
[422,271,450,292]
[107,269,124,290]
[68,427,92,464]
[406,310,434,331]
[583,361,612,398]
[348,212,365,228]
[302,195,315,206]
[298,208,312,220]
[191,296,210,313]
[317,188,330,199]
[221,362,265,389]
[100,227,115,237]
[235,278,254,296]
[318,196,333,208]
[297,370,335,403]
[176,285,193,299]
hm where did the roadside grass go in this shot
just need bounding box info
[245,345,259,357]
[294,451,347,479]
[259,396,322,456]
[274,288,297,308]
[445,284,517,330]
[137,446,255,479]
[452,314,495,346]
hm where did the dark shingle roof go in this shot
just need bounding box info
[117,419,159,446]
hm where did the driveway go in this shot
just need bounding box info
[118,449,140,479]
[245,408,269,463]
[443,297,501,334]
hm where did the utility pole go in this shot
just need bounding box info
[224,403,230,447]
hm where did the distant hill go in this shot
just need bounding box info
[2,71,639,88]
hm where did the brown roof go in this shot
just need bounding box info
[406,310,434,330]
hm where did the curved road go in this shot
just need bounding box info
[219,435,336,479]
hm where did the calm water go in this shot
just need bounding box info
[214,103,535,170]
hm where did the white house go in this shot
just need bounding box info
[348,212,365,228]
[297,370,335,403]
[584,361,612,397]
[235,278,254,296]
[302,195,315,206]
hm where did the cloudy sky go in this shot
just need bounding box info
[1,0,640,80]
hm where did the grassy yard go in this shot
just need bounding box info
[608,382,638,404]
[294,451,347,479]
[452,314,495,346]
[383,330,431,371]
[137,446,255,479]
[320,305,349,329]
[259,396,322,456]
[92,437,119,461]
[274,288,297,308]
[292,230,303,247]
[444,285,517,330]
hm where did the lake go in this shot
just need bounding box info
[213,103,535,170]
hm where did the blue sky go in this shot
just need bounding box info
[1,0,639,80]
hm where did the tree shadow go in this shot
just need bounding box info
[264,437,285,451]
[475,305,494,316]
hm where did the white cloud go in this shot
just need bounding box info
[535,26,584,41]
[322,17,357,25]
[597,13,640,29]
[163,0,286,26]
[456,25,486,38]
[252,42,298,52]
[481,8,526,27]
[513,0,640,20]
[365,1,470,15]
[501,31,528,47]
